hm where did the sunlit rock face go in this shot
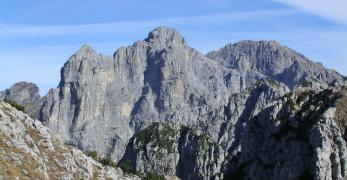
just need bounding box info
[40,27,240,162]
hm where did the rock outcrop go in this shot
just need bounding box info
[122,80,347,180]
[220,85,347,180]
[0,99,139,179]
[1,82,45,119]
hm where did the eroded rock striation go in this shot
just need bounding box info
[2,27,347,179]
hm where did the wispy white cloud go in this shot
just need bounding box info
[0,9,295,38]
[274,0,347,25]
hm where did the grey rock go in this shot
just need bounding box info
[0,91,5,99]
[121,80,347,180]
[220,87,347,180]
[41,27,239,162]
[121,78,291,179]
[206,40,346,89]
[3,82,40,104]
[0,99,139,180]
[1,81,45,119]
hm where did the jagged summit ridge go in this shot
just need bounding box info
[207,39,345,89]
[207,40,308,69]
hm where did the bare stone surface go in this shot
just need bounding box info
[206,40,346,90]
[0,99,139,180]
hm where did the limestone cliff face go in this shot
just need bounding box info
[3,27,347,179]
[0,100,139,180]
[39,28,346,164]
[40,27,239,162]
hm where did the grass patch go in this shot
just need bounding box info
[142,171,166,180]
[5,100,25,112]
[136,122,178,153]
[87,151,98,160]
[334,87,347,141]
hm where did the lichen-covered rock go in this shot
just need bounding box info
[0,100,139,180]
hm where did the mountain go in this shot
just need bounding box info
[0,99,139,179]
[1,27,347,179]
[206,40,345,89]
[40,27,237,162]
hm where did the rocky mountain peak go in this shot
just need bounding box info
[206,40,300,70]
[230,40,282,49]
[78,44,97,54]
[145,26,186,47]
[0,81,44,119]
[207,39,345,89]
[5,81,40,102]
[71,44,98,61]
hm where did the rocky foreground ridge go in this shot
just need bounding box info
[1,27,347,179]
[0,99,139,179]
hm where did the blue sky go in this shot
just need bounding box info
[1,0,346,95]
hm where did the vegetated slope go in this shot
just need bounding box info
[122,79,347,179]
[0,99,139,180]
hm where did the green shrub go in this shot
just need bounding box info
[287,99,296,110]
[117,160,133,174]
[86,151,98,160]
[99,157,116,167]
[300,80,311,87]
[142,172,166,180]
[5,100,25,112]
[266,77,280,87]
